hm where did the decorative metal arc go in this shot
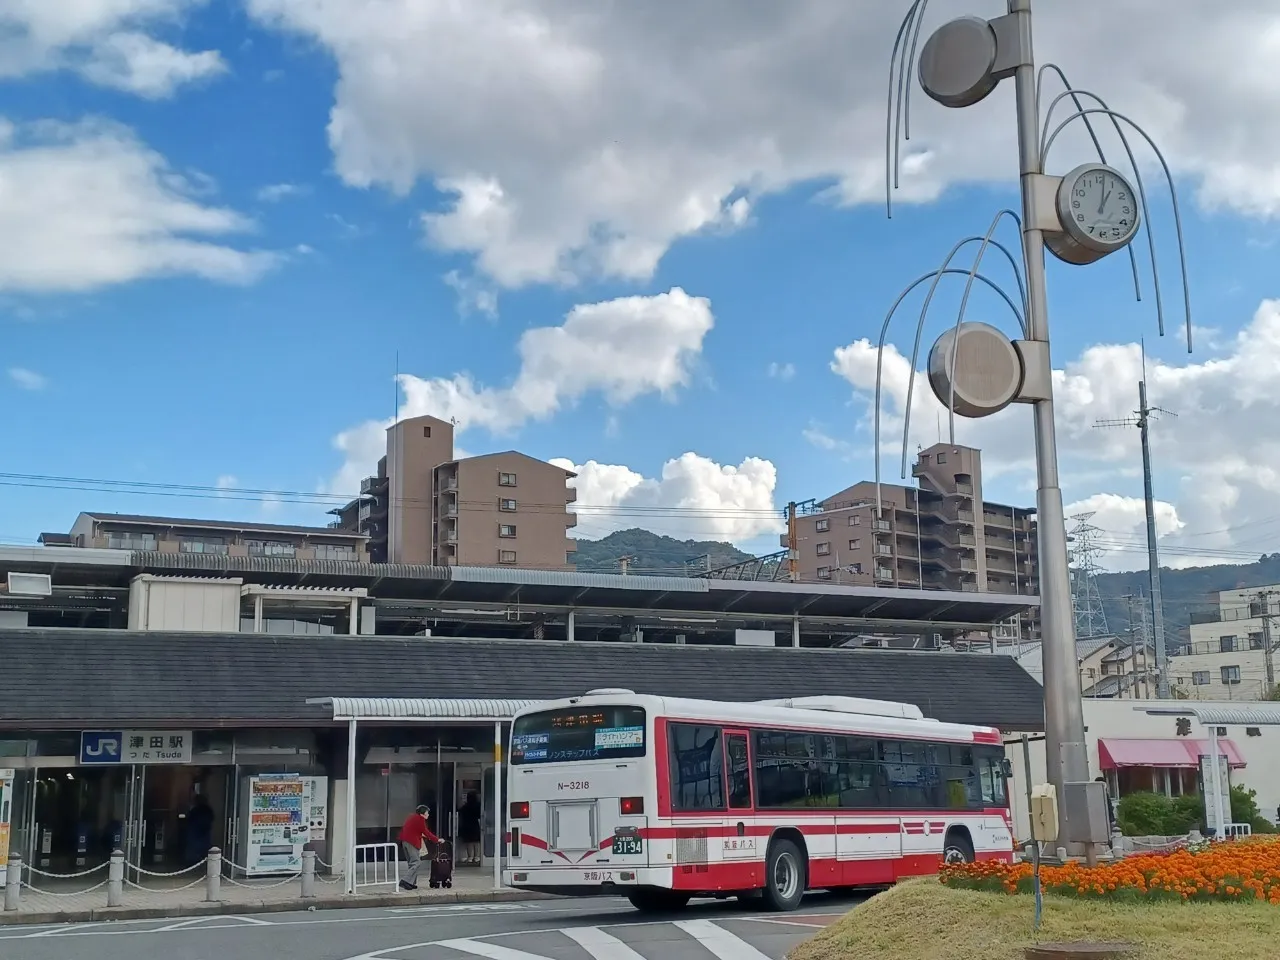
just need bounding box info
[873,266,1027,513]
[940,209,1027,444]
[885,0,927,217]
[1036,65,1145,307]
[899,212,1026,476]
[1041,107,1194,352]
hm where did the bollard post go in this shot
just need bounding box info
[205,848,222,903]
[107,850,124,908]
[4,854,21,911]
[301,850,316,899]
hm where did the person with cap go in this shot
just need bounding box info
[398,803,441,891]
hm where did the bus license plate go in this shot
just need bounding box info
[612,835,643,855]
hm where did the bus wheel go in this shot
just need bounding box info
[762,838,806,912]
[942,830,975,865]
[627,889,690,913]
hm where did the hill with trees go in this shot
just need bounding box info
[572,528,754,576]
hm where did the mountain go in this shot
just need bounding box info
[1095,553,1280,646]
[572,531,1280,646]
[572,528,755,576]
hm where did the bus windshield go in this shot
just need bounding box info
[511,705,647,765]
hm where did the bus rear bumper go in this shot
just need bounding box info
[503,866,672,895]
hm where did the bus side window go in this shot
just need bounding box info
[725,733,751,809]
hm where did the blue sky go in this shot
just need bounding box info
[4,1,1280,572]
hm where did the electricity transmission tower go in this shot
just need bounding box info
[1095,367,1176,697]
[1068,513,1109,639]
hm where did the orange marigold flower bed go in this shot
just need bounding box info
[940,838,1280,903]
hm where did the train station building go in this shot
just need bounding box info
[0,543,1043,886]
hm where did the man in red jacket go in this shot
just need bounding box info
[398,804,441,890]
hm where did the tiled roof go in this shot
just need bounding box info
[0,628,1046,732]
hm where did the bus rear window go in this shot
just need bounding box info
[510,705,647,765]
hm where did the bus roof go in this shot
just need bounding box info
[513,690,1000,742]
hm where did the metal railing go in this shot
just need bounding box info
[353,842,401,891]
[2,846,330,912]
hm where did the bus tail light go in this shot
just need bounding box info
[620,796,644,816]
[510,801,530,819]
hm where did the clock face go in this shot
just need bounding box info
[1066,168,1138,246]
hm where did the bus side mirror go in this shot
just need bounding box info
[1001,758,1014,779]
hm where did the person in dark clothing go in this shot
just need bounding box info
[398,804,440,890]
[458,792,482,865]
[184,794,214,866]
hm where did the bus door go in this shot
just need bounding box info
[721,729,763,886]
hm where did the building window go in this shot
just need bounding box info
[1250,632,1265,650]
[424,425,431,437]
[816,542,831,556]
[849,539,861,550]
[817,566,832,580]
[247,540,296,558]
[1219,635,1237,653]
[499,498,517,512]
[849,515,861,526]
[936,452,947,463]
[107,532,157,551]
[1221,665,1242,685]
[499,524,517,538]
[499,472,517,487]
[499,550,517,564]
[815,518,830,532]
[178,537,228,555]
[314,543,356,561]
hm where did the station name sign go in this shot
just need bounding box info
[79,730,193,765]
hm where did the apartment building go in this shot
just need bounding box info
[41,513,369,562]
[332,415,577,569]
[786,443,1038,605]
[1171,584,1279,700]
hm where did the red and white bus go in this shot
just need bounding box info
[503,689,1014,912]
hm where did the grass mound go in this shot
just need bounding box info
[788,879,1280,960]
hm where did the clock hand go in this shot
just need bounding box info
[1098,187,1111,215]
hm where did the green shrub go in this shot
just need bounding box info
[1116,791,1173,836]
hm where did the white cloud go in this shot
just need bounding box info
[442,269,498,319]
[767,362,795,381]
[551,454,782,544]
[248,1,1280,288]
[328,287,714,492]
[256,182,306,203]
[7,367,46,390]
[830,298,1280,571]
[0,1,225,98]
[215,474,238,492]
[0,118,278,293]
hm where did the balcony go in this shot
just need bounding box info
[440,477,459,492]
[565,487,578,503]
[874,567,894,581]
[956,482,974,495]
[875,544,892,556]
[565,513,578,528]
[872,519,890,532]
[441,503,458,518]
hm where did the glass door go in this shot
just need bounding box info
[123,766,146,882]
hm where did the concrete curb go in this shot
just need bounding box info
[0,888,554,927]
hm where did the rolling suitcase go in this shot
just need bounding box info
[428,839,454,889]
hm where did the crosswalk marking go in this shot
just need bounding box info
[432,937,557,959]
[673,918,774,960]
[562,925,648,960]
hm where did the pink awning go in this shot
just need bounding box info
[1098,738,1247,770]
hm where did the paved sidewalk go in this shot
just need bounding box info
[2,866,549,926]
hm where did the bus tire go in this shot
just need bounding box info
[942,829,975,865]
[762,838,806,912]
[627,889,690,913]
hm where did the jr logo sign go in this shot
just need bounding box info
[79,732,123,764]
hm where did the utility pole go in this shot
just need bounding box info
[1256,589,1277,696]
[1095,372,1176,698]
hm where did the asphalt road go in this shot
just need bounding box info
[0,894,859,960]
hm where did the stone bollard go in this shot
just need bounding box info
[4,854,22,911]
[205,848,222,903]
[301,850,316,899]
[107,850,124,908]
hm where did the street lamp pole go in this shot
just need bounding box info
[1005,0,1092,808]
